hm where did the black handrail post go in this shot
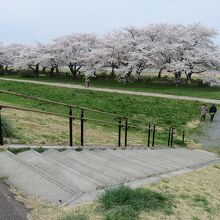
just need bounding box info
[147,123,151,147]
[170,128,174,148]
[69,107,73,147]
[80,109,84,146]
[118,118,122,147]
[182,130,185,145]
[152,124,156,147]
[125,118,128,147]
[0,108,3,146]
[168,128,171,147]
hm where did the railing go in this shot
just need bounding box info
[0,89,186,147]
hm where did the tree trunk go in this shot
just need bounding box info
[69,64,77,77]
[55,66,59,73]
[34,64,39,76]
[49,67,55,77]
[69,64,81,78]
[173,71,182,85]
[158,68,164,78]
[42,67,47,73]
[111,65,115,77]
[5,65,8,73]
[186,72,192,84]
[29,66,35,71]
[125,70,133,83]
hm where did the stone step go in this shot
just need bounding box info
[132,149,198,166]
[0,151,74,204]
[79,150,152,181]
[156,149,217,164]
[42,149,118,187]
[17,150,98,193]
[90,150,156,177]
[107,149,184,171]
[62,149,144,180]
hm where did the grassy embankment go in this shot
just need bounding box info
[0,80,202,146]
[12,163,220,220]
[1,73,220,99]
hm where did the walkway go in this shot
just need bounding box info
[1,78,220,104]
[0,148,219,205]
[0,181,28,220]
[194,113,220,148]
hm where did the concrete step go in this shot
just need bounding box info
[91,150,156,177]
[154,149,217,164]
[62,149,143,180]
[1,148,219,205]
[102,149,171,172]
[175,149,218,161]
[17,150,98,193]
[80,150,155,180]
[133,149,201,166]
[0,151,74,204]
[108,149,184,171]
[42,149,118,186]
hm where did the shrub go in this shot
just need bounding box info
[1,116,16,138]
[99,185,173,218]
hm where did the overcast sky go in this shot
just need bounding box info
[0,0,220,45]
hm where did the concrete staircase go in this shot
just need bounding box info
[0,148,219,205]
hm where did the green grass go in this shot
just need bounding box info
[104,206,137,220]
[59,213,89,220]
[8,147,47,154]
[192,194,213,213]
[0,176,8,181]
[0,80,201,127]
[1,73,220,99]
[98,185,173,219]
[0,80,203,146]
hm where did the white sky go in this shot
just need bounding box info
[0,0,220,45]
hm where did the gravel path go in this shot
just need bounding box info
[0,181,28,220]
[1,78,220,104]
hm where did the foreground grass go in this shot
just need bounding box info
[98,185,173,219]
[13,164,220,220]
[0,80,202,146]
[1,73,220,99]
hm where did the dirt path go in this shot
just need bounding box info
[1,78,220,104]
[0,181,28,220]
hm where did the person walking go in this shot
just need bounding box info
[209,104,217,122]
[200,104,208,122]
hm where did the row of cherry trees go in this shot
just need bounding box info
[0,23,219,83]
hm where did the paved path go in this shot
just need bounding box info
[0,148,219,205]
[0,182,28,220]
[194,113,220,148]
[1,78,220,104]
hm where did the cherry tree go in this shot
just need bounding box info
[16,45,42,75]
[0,43,26,72]
[0,23,219,85]
[53,33,98,77]
[151,23,220,83]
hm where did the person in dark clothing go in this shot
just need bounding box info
[209,104,217,122]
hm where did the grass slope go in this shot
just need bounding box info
[0,80,202,146]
